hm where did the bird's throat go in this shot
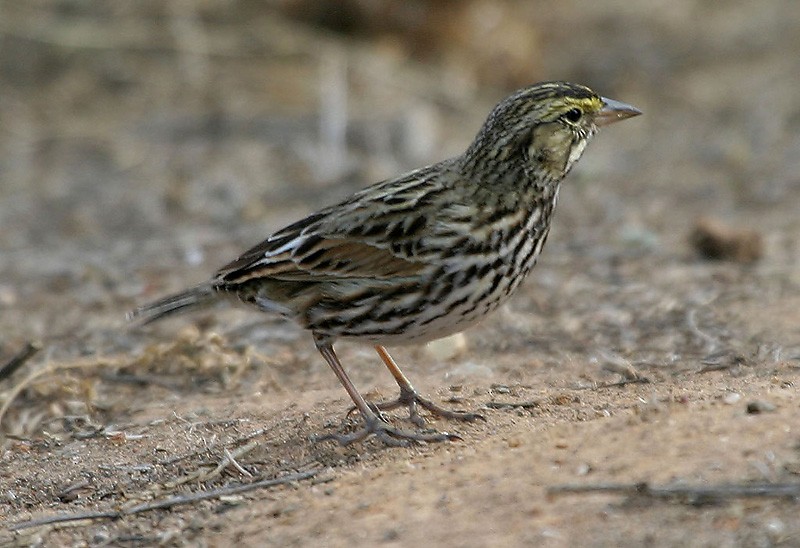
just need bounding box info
[526,124,589,183]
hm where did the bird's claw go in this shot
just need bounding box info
[314,415,462,446]
[347,388,484,427]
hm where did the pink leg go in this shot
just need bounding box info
[313,335,460,446]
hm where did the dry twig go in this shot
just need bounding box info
[591,378,651,389]
[485,401,540,410]
[9,469,320,532]
[157,425,271,465]
[686,309,721,354]
[0,355,127,430]
[166,439,261,487]
[548,481,800,504]
[0,341,42,382]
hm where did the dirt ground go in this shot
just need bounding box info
[2,1,800,546]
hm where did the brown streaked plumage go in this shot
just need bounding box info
[129,81,641,445]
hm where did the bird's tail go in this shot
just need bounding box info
[127,284,220,325]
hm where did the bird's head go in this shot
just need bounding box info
[462,81,641,186]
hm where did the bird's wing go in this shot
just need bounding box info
[215,164,457,285]
[217,233,426,284]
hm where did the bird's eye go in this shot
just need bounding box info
[564,108,582,123]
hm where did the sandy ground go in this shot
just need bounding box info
[2,1,800,546]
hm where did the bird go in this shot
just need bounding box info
[129,81,641,446]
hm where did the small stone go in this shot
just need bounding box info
[218,495,245,505]
[722,393,741,405]
[765,517,785,538]
[575,463,591,476]
[507,438,523,448]
[445,361,493,379]
[746,400,776,414]
[92,530,111,544]
[690,216,763,263]
[426,333,467,361]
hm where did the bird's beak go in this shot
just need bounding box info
[595,97,642,126]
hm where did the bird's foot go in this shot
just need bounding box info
[349,386,485,427]
[314,413,461,447]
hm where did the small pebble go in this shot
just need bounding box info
[722,393,741,405]
[426,332,467,361]
[445,361,493,379]
[575,463,591,476]
[689,216,763,263]
[218,495,245,505]
[746,400,776,414]
[92,530,111,545]
[765,517,785,537]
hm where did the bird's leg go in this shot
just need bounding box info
[369,345,484,427]
[312,335,460,446]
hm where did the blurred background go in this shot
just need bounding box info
[1,0,799,419]
[3,3,800,543]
